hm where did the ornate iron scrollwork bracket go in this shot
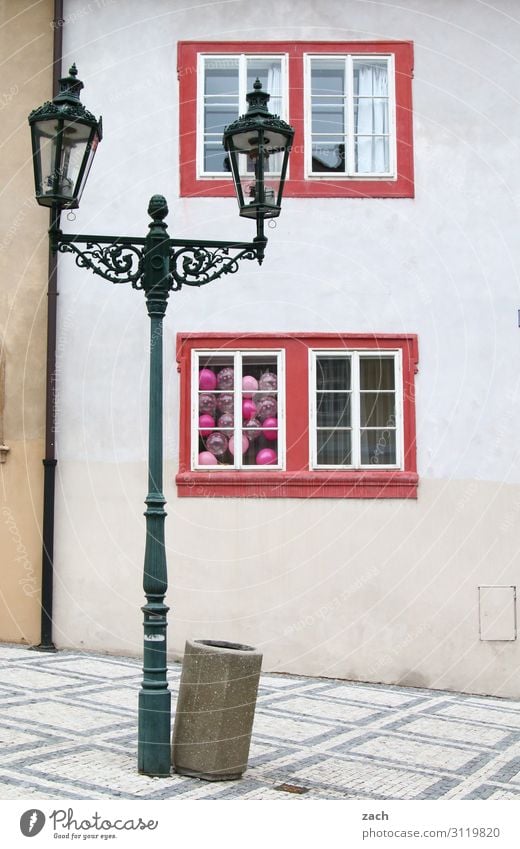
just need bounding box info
[53,231,266,291]
[57,237,146,288]
[169,239,265,290]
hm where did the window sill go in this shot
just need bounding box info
[181,176,414,199]
[176,470,418,499]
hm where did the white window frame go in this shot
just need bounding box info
[191,348,286,471]
[309,349,403,470]
[197,52,289,180]
[304,53,397,180]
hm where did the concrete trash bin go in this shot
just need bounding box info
[171,639,263,781]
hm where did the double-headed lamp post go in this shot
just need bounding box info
[28,66,293,777]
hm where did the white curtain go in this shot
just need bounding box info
[354,63,389,173]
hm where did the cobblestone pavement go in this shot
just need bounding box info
[1,643,520,801]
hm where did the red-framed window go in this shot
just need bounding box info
[178,40,414,199]
[176,333,419,498]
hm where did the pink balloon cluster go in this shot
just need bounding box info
[197,368,278,466]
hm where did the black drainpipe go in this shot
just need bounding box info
[33,0,63,651]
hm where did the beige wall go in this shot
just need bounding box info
[0,0,53,643]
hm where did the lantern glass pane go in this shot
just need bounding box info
[58,120,91,200]
[32,119,60,198]
[75,131,99,204]
[226,147,245,209]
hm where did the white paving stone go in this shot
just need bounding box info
[292,757,435,797]
[438,704,520,729]
[0,667,82,690]
[1,700,125,732]
[271,695,378,724]
[253,712,331,742]
[397,716,509,747]
[351,735,478,770]
[311,683,419,708]
[50,658,141,679]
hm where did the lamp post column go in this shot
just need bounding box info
[138,195,172,776]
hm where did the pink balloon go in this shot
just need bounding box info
[198,451,218,465]
[229,435,249,455]
[217,367,234,389]
[256,395,277,421]
[262,417,278,441]
[242,375,258,398]
[199,368,217,390]
[243,417,261,441]
[256,448,277,465]
[217,412,234,428]
[217,392,234,413]
[199,414,215,437]
[259,371,277,391]
[206,431,228,457]
[242,398,257,420]
[199,393,216,415]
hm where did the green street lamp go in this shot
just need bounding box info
[223,79,293,225]
[29,64,102,210]
[28,66,293,777]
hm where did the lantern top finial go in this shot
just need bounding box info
[245,78,270,115]
[55,63,84,104]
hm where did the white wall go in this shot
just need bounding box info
[53,0,520,697]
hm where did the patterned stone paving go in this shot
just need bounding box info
[1,643,520,800]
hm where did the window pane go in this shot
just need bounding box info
[316,356,351,390]
[203,60,238,179]
[311,142,346,172]
[204,105,239,134]
[353,59,389,97]
[243,433,278,466]
[205,62,239,95]
[360,357,395,390]
[203,144,230,172]
[360,392,395,427]
[198,355,234,378]
[247,58,283,99]
[312,101,345,135]
[354,136,389,173]
[197,354,235,465]
[241,355,278,391]
[361,429,396,465]
[311,61,345,95]
[317,430,351,465]
[317,393,350,427]
[354,98,389,134]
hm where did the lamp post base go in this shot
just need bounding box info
[29,643,57,652]
[138,688,172,777]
